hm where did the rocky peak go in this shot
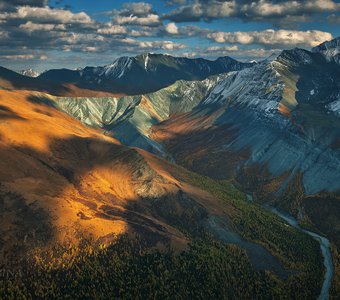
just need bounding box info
[312,37,340,64]
[19,68,40,77]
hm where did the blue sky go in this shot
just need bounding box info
[0,0,339,71]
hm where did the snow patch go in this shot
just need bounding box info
[144,54,149,71]
[326,99,340,117]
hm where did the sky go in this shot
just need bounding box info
[0,0,339,72]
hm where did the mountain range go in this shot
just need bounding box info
[0,54,252,96]
[0,37,339,298]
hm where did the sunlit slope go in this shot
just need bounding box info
[0,90,192,255]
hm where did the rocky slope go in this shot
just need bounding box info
[52,75,225,157]
[312,37,340,65]
[152,38,340,249]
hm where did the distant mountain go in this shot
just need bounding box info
[0,66,123,97]
[19,68,40,77]
[38,53,254,95]
[0,53,253,96]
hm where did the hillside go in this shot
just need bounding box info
[0,89,325,299]
[151,39,340,269]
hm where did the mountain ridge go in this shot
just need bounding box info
[0,53,254,96]
[38,53,254,95]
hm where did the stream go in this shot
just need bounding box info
[246,194,333,300]
[270,208,333,300]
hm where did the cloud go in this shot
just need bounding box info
[113,14,161,27]
[0,0,336,71]
[327,13,340,24]
[0,53,47,60]
[159,24,212,38]
[97,24,127,35]
[14,6,93,24]
[19,21,66,32]
[129,29,154,37]
[240,0,340,21]
[163,0,340,25]
[0,2,188,60]
[165,22,179,34]
[207,29,333,48]
[139,40,186,50]
[122,2,153,16]
[109,2,163,27]
[0,0,47,10]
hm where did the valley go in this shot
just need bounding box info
[0,37,339,299]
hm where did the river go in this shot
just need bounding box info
[270,207,333,300]
[245,193,333,300]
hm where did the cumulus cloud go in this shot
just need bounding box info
[207,29,333,48]
[113,14,161,27]
[122,2,153,16]
[139,40,186,50]
[19,21,66,33]
[14,6,93,24]
[0,0,337,70]
[0,0,47,10]
[163,0,340,25]
[240,0,340,22]
[109,2,163,27]
[165,22,179,34]
[97,24,127,35]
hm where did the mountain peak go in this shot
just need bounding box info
[311,37,340,63]
[312,37,340,64]
[19,68,40,77]
[312,37,340,53]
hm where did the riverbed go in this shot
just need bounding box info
[246,193,333,300]
[270,207,333,300]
